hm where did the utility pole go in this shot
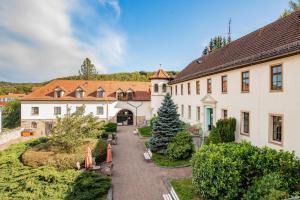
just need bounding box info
[228,18,232,43]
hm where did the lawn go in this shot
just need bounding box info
[152,152,191,167]
[0,139,111,200]
[171,178,203,200]
[138,126,152,137]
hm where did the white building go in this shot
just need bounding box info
[21,11,300,156]
[169,11,300,156]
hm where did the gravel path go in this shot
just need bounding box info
[112,126,191,200]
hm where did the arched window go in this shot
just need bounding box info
[162,84,167,93]
[31,122,37,129]
[154,84,159,93]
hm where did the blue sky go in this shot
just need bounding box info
[0,0,289,82]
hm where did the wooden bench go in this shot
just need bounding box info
[162,193,172,200]
[143,148,152,161]
[170,187,180,200]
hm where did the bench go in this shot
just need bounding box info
[143,148,152,161]
[162,193,172,200]
[170,187,180,200]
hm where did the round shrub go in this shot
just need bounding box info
[167,131,194,161]
[191,142,300,199]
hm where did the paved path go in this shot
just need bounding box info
[112,126,191,200]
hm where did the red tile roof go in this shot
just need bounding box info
[149,69,170,80]
[22,80,151,101]
[171,11,300,84]
[0,93,25,99]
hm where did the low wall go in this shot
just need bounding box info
[0,128,22,146]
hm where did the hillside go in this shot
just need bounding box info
[0,71,178,95]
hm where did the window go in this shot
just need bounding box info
[117,92,123,100]
[162,84,167,93]
[196,81,200,95]
[187,83,191,95]
[221,75,228,93]
[76,89,84,98]
[127,92,133,100]
[222,109,228,119]
[181,105,184,117]
[31,122,37,129]
[181,84,183,95]
[188,105,191,119]
[76,106,84,113]
[241,71,250,92]
[170,86,173,95]
[196,106,200,121]
[241,111,250,135]
[269,114,283,144]
[96,106,104,115]
[154,84,159,93]
[175,85,178,95]
[207,78,212,94]
[55,90,63,98]
[54,107,61,115]
[31,107,39,115]
[97,90,104,98]
[270,64,283,91]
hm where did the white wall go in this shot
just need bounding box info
[150,79,170,116]
[171,54,300,157]
[21,100,152,121]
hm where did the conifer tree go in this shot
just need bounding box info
[79,58,98,80]
[149,93,183,153]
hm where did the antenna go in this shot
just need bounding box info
[228,18,232,43]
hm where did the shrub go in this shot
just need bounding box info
[103,122,117,133]
[191,142,300,199]
[138,126,152,137]
[2,100,21,128]
[205,118,236,144]
[167,131,194,160]
[242,173,289,200]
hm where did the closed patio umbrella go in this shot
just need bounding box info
[85,146,93,169]
[106,143,112,163]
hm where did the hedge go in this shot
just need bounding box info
[191,142,300,199]
[206,118,236,144]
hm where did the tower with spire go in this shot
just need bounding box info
[149,67,172,116]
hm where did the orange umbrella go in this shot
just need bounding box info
[85,146,93,169]
[106,143,112,163]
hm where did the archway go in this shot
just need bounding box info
[117,109,134,126]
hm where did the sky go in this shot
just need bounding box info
[0,0,289,82]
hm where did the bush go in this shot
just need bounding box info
[242,173,289,200]
[138,126,152,137]
[167,131,194,161]
[2,100,21,128]
[206,118,236,144]
[191,142,300,199]
[103,122,117,133]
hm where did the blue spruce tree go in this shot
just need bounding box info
[149,93,183,154]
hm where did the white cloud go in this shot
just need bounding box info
[99,0,121,17]
[0,0,126,82]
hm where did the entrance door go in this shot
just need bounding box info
[45,122,54,135]
[206,108,213,131]
[117,109,134,126]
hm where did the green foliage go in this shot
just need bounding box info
[171,178,203,200]
[151,152,191,167]
[242,173,289,200]
[50,109,105,153]
[0,81,40,95]
[103,122,117,133]
[0,140,111,200]
[2,100,21,128]
[281,0,300,17]
[202,36,230,55]
[138,126,152,137]
[149,94,183,154]
[205,118,236,144]
[191,142,300,199]
[167,131,194,161]
[150,115,157,129]
[78,58,98,80]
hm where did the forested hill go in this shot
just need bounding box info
[0,71,178,95]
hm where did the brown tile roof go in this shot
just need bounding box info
[149,69,170,80]
[171,11,300,84]
[22,80,151,101]
[0,93,26,99]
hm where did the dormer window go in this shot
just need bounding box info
[127,88,134,101]
[116,89,124,101]
[97,88,104,98]
[54,87,64,98]
[76,87,84,98]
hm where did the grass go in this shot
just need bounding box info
[138,126,152,137]
[0,139,111,200]
[171,178,203,200]
[152,152,191,167]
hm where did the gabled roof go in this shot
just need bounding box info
[171,10,300,84]
[149,69,170,80]
[21,80,151,101]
